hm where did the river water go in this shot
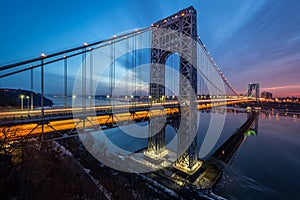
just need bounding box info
[49,96,300,199]
[47,96,114,107]
[214,112,300,200]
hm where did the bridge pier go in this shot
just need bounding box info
[144,110,168,161]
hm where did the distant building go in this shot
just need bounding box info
[261,91,272,99]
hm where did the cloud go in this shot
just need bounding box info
[210,1,300,96]
[262,85,300,91]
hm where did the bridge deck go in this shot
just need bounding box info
[0,98,253,141]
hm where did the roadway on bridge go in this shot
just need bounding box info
[0,98,253,141]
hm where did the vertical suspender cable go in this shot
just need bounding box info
[201,50,204,96]
[125,38,129,99]
[41,58,44,140]
[133,35,136,99]
[82,48,86,129]
[138,33,142,99]
[109,43,113,100]
[112,40,115,105]
[148,30,151,97]
[90,50,93,107]
[30,66,33,110]
[197,48,199,96]
[64,57,67,108]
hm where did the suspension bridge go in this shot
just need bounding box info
[0,6,257,176]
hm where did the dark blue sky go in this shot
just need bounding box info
[0,0,299,97]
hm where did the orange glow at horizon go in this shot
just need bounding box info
[260,85,300,97]
[262,85,300,91]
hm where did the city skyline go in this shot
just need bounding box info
[0,0,299,97]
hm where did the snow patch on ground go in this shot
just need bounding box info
[52,141,73,157]
[83,168,91,173]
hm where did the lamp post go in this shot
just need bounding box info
[72,95,76,106]
[148,95,152,106]
[131,95,134,103]
[20,95,24,111]
[130,95,135,109]
[26,96,30,116]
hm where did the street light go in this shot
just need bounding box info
[20,95,25,110]
[130,95,135,108]
[148,95,152,106]
[26,96,29,116]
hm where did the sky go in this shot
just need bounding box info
[0,0,299,97]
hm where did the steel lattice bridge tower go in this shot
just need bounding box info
[146,6,199,173]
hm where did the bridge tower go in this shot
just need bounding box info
[147,6,200,173]
[248,83,260,107]
[248,83,260,99]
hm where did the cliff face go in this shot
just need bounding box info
[0,88,53,107]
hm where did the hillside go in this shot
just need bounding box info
[0,88,53,108]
